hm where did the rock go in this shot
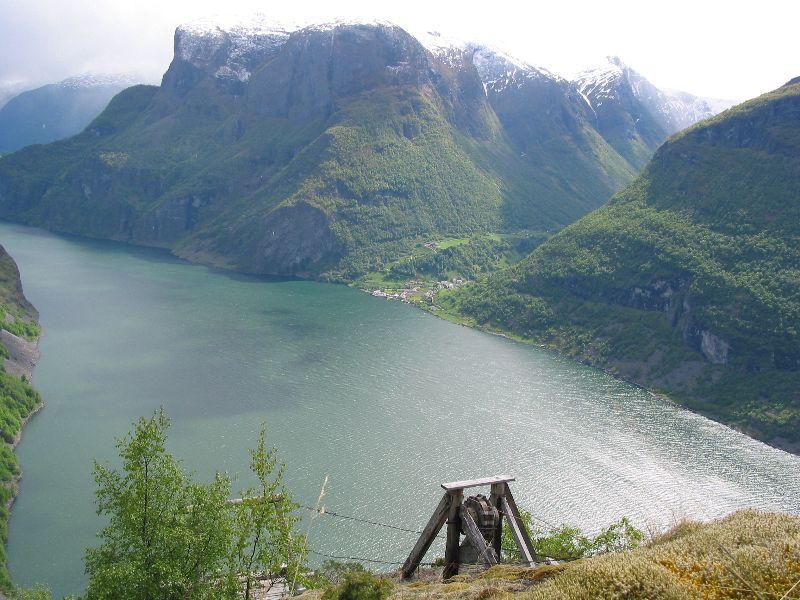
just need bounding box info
[700,330,731,365]
[1,329,39,380]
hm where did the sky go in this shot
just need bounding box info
[0,0,798,101]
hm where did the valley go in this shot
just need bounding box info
[1,222,799,598]
[0,10,797,598]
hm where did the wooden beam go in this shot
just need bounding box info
[441,475,515,492]
[442,490,463,579]
[488,482,505,559]
[460,506,498,567]
[401,493,451,579]
[226,495,282,506]
[503,486,541,563]
[501,496,535,567]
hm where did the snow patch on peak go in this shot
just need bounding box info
[298,18,397,33]
[573,57,626,107]
[414,29,467,54]
[58,73,144,89]
[413,28,557,93]
[175,14,302,81]
[177,14,304,40]
[175,15,407,83]
[470,45,558,93]
[573,56,735,133]
[413,29,469,69]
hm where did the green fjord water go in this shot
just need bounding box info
[1,222,799,597]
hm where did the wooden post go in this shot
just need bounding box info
[503,485,540,563]
[401,493,451,579]
[460,506,498,566]
[488,482,504,560]
[501,497,534,566]
[442,490,463,579]
[404,476,535,581]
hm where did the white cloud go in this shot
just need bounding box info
[1,0,798,100]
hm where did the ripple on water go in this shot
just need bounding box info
[0,222,798,598]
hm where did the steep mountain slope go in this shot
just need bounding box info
[417,34,640,208]
[0,74,141,155]
[574,57,735,168]
[446,79,800,452]
[0,245,41,591]
[0,19,722,280]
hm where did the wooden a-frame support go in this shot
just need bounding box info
[401,475,540,579]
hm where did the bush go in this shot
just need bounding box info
[310,560,367,587]
[321,572,393,600]
[502,508,643,561]
[8,585,54,599]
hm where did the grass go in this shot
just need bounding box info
[303,510,800,600]
[435,238,470,250]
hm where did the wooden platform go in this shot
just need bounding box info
[441,475,515,492]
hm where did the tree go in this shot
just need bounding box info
[229,427,307,599]
[83,410,307,599]
[84,409,234,599]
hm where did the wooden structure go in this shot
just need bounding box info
[401,475,540,579]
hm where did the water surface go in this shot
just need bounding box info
[2,222,799,597]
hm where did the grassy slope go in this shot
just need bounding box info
[371,510,799,599]
[0,246,41,591]
[444,81,800,451]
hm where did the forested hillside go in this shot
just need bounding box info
[445,79,800,452]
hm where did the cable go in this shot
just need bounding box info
[299,502,575,564]
[309,547,436,567]
[301,505,424,535]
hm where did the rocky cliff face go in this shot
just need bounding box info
[0,244,42,589]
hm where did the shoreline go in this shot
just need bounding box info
[5,401,43,513]
[1,222,796,459]
[1,329,42,513]
[356,285,800,457]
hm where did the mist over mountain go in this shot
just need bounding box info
[0,73,144,155]
[572,56,735,168]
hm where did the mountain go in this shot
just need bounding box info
[0,244,41,591]
[418,34,642,213]
[0,81,30,110]
[0,73,142,155]
[573,56,735,168]
[445,79,800,452]
[0,19,726,280]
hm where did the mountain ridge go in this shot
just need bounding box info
[0,17,731,279]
